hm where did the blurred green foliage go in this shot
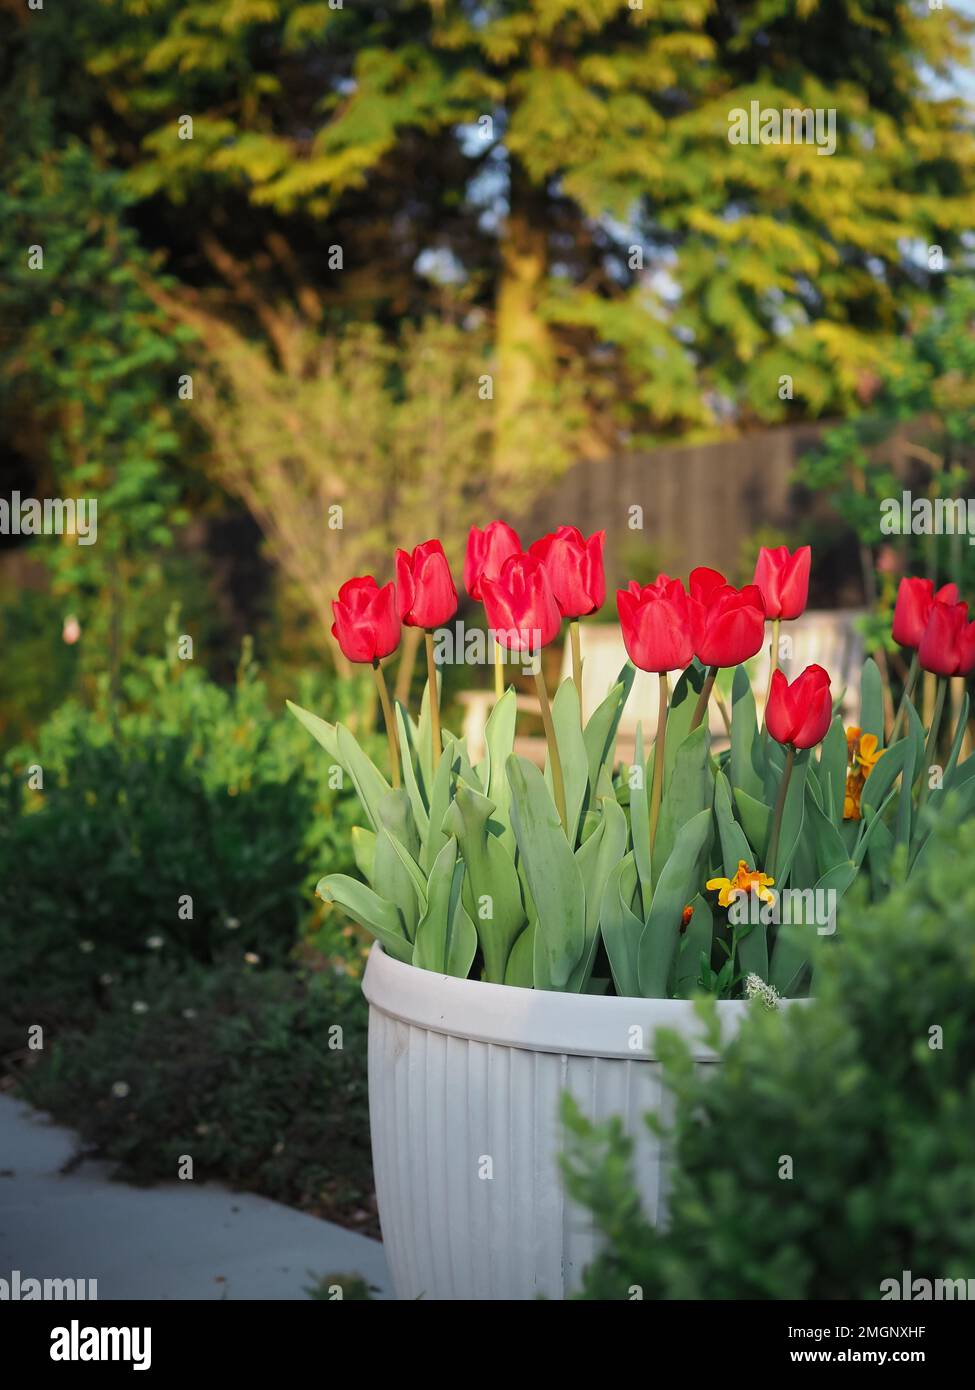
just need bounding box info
[797,277,975,654]
[18,959,375,1231]
[0,623,371,1028]
[564,813,975,1299]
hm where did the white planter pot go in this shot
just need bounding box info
[362,943,751,1301]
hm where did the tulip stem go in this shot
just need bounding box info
[762,618,782,733]
[569,618,583,713]
[916,677,947,811]
[713,682,732,736]
[424,631,441,771]
[890,652,919,744]
[534,666,568,835]
[372,659,401,790]
[494,639,505,703]
[649,672,668,856]
[690,665,718,733]
[767,743,795,880]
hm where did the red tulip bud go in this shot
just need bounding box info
[464,521,522,601]
[688,567,766,668]
[528,525,605,618]
[765,665,833,750]
[616,575,695,674]
[331,576,401,664]
[918,596,972,676]
[892,576,960,650]
[396,539,458,629]
[753,545,811,621]
[480,553,561,655]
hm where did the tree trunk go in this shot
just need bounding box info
[492,167,554,494]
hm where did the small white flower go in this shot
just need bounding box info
[273,1141,285,1155]
[244,952,260,965]
[146,935,164,950]
[225,916,240,931]
[745,974,781,1010]
[132,1000,149,1015]
[79,940,94,954]
[183,1008,197,1020]
[111,1081,130,1099]
[99,973,114,986]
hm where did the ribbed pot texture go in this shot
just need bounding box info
[362,943,750,1301]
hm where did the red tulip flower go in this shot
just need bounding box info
[918,595,973,676]
[396,539,458,629]
[753,545,811,621]
[528,525,606,619]
[617,575,695,674]
[765,664,833,749]
[892,577,960,650]
[688,567,766,668]
[480,553,561,655]
[331,576,400,664]
[464,521,522,601]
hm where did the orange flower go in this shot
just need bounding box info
[843,727,885,820]
[844,769,864,821]
[706,860,775,908]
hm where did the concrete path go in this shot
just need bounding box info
[0,1094,390,1300]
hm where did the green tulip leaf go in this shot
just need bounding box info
[675,893,714,997]
[859,657,885,745]
[395,704,431,840]
[443,779,525,983]
[734,785,771,861]
[351,825,376,884]
[599,852,642,999]
[336,722,392,834]
[817,715,848,827]
[568,795,629,993]
[652,722,713,882]
[316,874,413,964]
[548,677,589,845]
[286,699,344,768]
[664,663,707,790]
[422,735,456,872]
[729,665,764,799]
[372,826,424,940]
[507,754,586,990]
[583,664,635,790]
[639,807,713,998]
[503,922,536,988]
[483,686,518,849]
[629,721,653,916]
[412,837,477,979]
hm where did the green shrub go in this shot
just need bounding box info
[0,635,368,1036]
[564,812,975,1299]
[17,959,374,1230]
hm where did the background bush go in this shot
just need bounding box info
[564,813,975,1300]
[0,630,369,1028]
[17,959,375,1231]
[0,634,378,1229]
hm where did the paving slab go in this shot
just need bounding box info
[0,1094,390,1300]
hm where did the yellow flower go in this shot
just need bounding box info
[843,727,885,819]
[855,732,884,777]
[706,859,776,908]
[844,769,864,821]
